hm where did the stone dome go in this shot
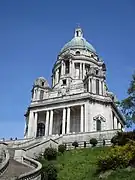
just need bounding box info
[60,27,96,53]
[34,77,49,88]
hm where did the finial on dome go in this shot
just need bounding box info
[74,25,83,38]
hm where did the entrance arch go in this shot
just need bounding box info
[36,123,45,137]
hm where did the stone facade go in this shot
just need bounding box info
[24,27,125,141]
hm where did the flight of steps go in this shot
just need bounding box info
[0,159,32,180]
[0,149,32,180]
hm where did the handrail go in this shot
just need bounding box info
[0,148,10,176]
[16,155,42,180]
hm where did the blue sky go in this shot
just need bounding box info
[0,0,135,139]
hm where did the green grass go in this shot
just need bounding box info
[56,147,135,180]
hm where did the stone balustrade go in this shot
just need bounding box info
[0,143,10,177]
[16,155,42,180]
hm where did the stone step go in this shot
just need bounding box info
[0,159,32,180]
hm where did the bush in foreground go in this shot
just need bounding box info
[58,144,66,154]
[90,138,98,147]
[41,161,57,180]
[72,141,78,149]
[44,147,57,161]
[97,140,135,172]
[111,131,135,146]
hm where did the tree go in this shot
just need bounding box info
[120,72,135,127]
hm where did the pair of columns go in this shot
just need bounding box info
[62,105,84,134]
[114,116,122,130]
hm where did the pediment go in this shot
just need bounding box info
[93,114,106,122]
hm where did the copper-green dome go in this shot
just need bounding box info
[61,27,96,53]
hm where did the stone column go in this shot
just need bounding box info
[72,62,75,78]
[45,111,49,136]
[62,108,66,134]
[114,116,118,129]
[80,63,82,79]
[88,79,91,92]
[118,122,121,129]
[27,111,34,138]
[34,112,38,137]
[66,107,70,134]
[92,78,96,94]
[80,105,84,132]
[37,90,40,100]
[102,81,105,95]
[63,61,65,75]
[49,110,54,135]
[69,60,72,76]
[82,63,85,79]
[85,103,88,132]
[56,70,59,84]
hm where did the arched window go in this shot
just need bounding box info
[40,90,44,100]
[76,51,80,55]
[96,120,101,131]
[37,123,45,137]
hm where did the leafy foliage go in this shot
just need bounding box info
[97,141,135,172]
[111,131,135,146]
[58,144,66,154]
[90,138,98,147]
[119,72,135,126]
[44,147,57,161]
[41,160,57,180]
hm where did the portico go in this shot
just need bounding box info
[27,104,85,138]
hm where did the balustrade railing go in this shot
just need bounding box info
[16,155,42,180]
[0,148,10,176]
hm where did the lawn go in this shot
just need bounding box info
[56,147,135,180]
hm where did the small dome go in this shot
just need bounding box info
[34,77,49,88]
[61,27,96,53]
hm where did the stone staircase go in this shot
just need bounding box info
[0,159,32,180]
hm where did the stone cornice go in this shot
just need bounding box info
[29,92,112,109]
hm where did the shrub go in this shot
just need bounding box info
[90,138,98,147]
[72,141,78,149]
[41,161,57,180]
[44,147,57,161]
[111,135,118,146]
[84,141,87,148]
[103,139,106,146]
[112,131,135,146]
[97,140,135,172]
[58,144,66,154]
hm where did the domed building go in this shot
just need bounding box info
[24,27,125,143]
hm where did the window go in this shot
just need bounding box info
[96,70,98,75]
[97,120,101,131]
[75,63,80,79]
[76,51,80,55]
[42,82,44,86]
[65,60,69,74]
[36,123,45,137]
[62,79,66,85]
[96,79,99,95]
[91,54,94,58]
[85,64,90,74]
[59,67,61,80]
[40,90,44,100]
[76,31,79,37]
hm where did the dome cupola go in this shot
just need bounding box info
[60,27,96,53]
